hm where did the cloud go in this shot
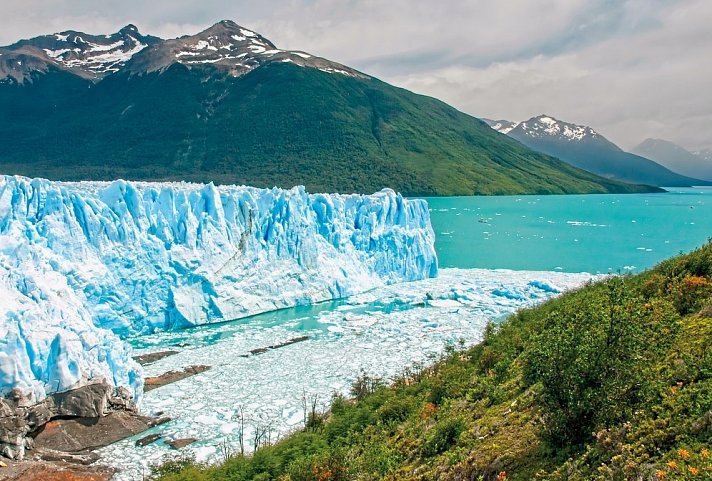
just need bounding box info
[0,0,709,149]
[387,0,712,150]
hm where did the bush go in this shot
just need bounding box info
[423,416,465,456]
[523,277,679,447]
[286,450,349,481]
[671,275,712,315]
[377,396,415,425]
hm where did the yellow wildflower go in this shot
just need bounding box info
[667,461,679,471]
[702,448,709,458]
[679,449,691,459]
[688,466,700,475]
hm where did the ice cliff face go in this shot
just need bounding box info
[0,176,437,402]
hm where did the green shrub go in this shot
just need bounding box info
[286,450,349,481]
[523,277,679,447]
[377,396,416,425]
[423,416,465,456]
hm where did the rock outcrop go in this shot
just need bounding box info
[143,365,211,392]
[0,382,135,460]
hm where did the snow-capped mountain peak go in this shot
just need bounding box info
[42,26,155,70]
[518,115,600,142]
[483,119,519,135]
[485,115,600,142]
[125,20,366,78]
[0,24,161,81]
[0,20,366,83]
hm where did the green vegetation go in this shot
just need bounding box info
[0,64,656,196]
[151,242,712,481]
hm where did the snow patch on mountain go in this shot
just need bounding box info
[1,20,365,81]
[0,176,437,402]
[485,115,599,142]
[156,21,360,77]
[484,119,519,135]
[519,115,599,141]
[46,35,149,74]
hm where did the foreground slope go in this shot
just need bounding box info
[486,115,708,187]
[0,22,653,196]
[154,242,712,481]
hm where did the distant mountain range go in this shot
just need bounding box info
[484,115,708,187]
[0,21,654,196]
[632,139,712,181]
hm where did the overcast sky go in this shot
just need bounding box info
[1,0,710,151]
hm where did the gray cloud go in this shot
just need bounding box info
[1,0,710,150]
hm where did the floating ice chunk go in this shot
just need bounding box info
[491,288,526,300]
[428,299,462,308]
[528,280,561,293]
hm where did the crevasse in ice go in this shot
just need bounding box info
[0,176,437,402]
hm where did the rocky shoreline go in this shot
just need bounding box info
[0,382,162,480]
[0,381,171,479]
[1,338,310,479]
[0,382,137,461]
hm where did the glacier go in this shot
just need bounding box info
[0,176,437,402]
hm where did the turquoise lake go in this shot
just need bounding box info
[426,187,712,274]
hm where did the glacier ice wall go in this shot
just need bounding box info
[0,176,437,401]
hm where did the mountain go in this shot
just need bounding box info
[484,115,708,187]
[0,24,161,81]
[0,22,656,196]
[697,148,712,162]
[632,138,712,181]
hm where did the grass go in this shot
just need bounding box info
[150,242,712,481]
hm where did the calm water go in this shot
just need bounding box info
[426,187,712,274]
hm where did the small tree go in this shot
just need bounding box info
[523,277,678,447]
[302,391,324,431]
[349,372,384,401]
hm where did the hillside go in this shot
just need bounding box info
[486,115,708,188]
[633,139,712,181]
[153,242,712,481]
[0,22,655,196]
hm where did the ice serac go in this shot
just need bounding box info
[0,176,437,401]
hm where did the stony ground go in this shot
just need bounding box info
[0,458,114,481]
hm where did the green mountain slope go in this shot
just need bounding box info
[0,61,656,195]
[153,242,712,481]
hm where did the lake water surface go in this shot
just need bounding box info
[427,187,712,273]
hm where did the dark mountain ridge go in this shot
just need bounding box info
[485,115,709,188]
[632,138,712,181]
